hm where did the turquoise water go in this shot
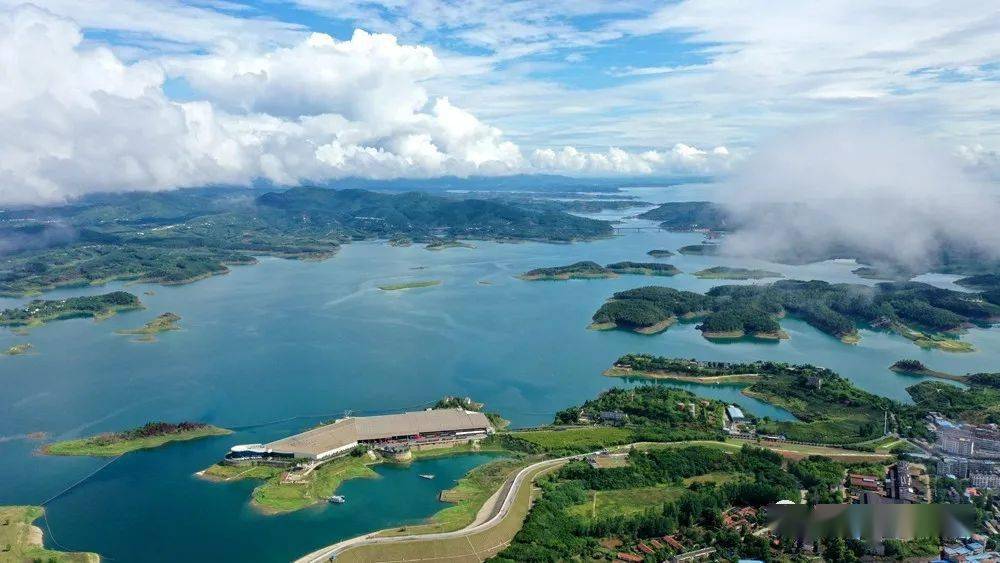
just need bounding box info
[2,188,1000,561]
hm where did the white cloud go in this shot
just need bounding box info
[0,5,729,205]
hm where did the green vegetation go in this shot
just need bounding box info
[889,359,968,382]
[115,312,181,342]
[425,240,475,251]
[0,187,611,295]
[377,280,441,291]
[0,291,141,326]
[605,262,680,276]
[955,273,1000,290]
[3,343,32,355]
[250,456,378,514]
[677,243,722,255]
[592,279,999,349]
[43,422,231,457]
[646,249,674,258]
[907,381,1000,424]
[604,354,761,383]
[501,427,636,453]
[495,445,801,562]
[637,201,732,232]
[852,266,911,281]
[0,506,98,562]
[693,266,782,280]
[519,261,616,281]
[590,286,711,333]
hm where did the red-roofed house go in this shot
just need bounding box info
[617,553,643,562]
[664,535,684,550]
[639,543,654,554]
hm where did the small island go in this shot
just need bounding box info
[425,240,475,251]
[851,266,911,281]
[3,343,33,355]
[0,291,142,327]
[519,261,617,281]
[43,422,231,457]
[605,262,681,276]
[677,243,722,256]
[693,266,782,280]
[378,280,442,291]
[646,249,675,258]
[115,312,181,342]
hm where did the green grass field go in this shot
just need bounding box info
[43,425,231,457]
[509,427,634,451]
[566,486,686,521]
[251,456,378,514]
[0,506,98,562]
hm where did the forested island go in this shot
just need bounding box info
[0,291,141,326]
[519,261,617,281]
[591,280,998,349]
[677,243,721,255]
[115,312,181,342]
[693,266,782,280]
[425,240,475,251]
[637,201,732,232]
[0,187,611,296]
[605,262,680,276]
[646,249,674,258]
[520,261,680,281]
[44,422,231,457]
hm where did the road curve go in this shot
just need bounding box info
[293,455,574,563]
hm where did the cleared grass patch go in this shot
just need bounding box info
[252,456,378,515]
[566,486,686,521]
[510,427,634,451]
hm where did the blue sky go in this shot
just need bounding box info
[0,0,997,203]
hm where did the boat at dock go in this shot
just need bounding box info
[419,474,435,480]
[328,495,346,504]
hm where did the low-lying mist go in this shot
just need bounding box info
[720,122,1000,271]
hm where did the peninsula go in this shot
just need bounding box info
[0,291,142,326]
[603,354,761,384]
[426,240,475,251]
[693,266,783,280]
[43,422,231,457]
[115,312,181,342]
[0,506,98,562]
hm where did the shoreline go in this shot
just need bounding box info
[43,425,231,457]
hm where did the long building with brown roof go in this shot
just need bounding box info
[227,409,493,461]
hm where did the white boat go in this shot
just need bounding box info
[419,474,435,480]
[328,495,346,504]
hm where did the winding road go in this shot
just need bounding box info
[294,455,573,563]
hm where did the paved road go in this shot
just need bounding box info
[293,455,573,563]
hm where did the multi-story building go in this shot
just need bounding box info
[971,473,1000,490]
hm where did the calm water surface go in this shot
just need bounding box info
[2,186,998,561]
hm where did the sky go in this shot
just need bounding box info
[1,0,999,204]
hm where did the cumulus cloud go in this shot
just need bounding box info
[720,121,1000,268]
[0,5,732,205]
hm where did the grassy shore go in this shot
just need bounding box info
[889,361,969,382]
[892,323,974,352]
[0,506,99,562]
[44,424,231,457]
[251,456,379,514]
[603,366,760,384]
[378,280,442,291]
[508,427,634,451]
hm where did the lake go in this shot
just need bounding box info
[2,186,998,561]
